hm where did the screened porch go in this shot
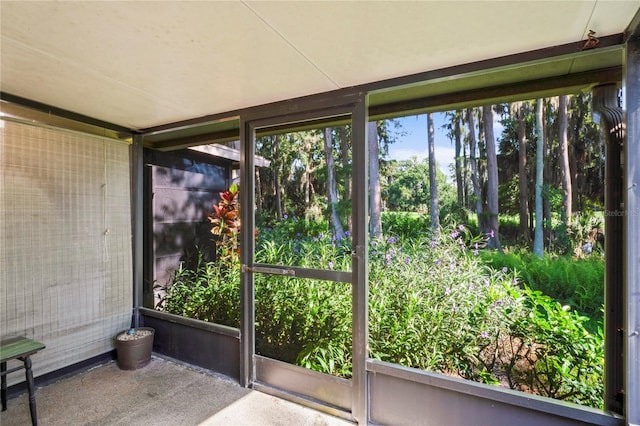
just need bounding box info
[2,2,640,425]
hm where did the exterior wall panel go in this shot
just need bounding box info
[147,152,229,291]
[368,360,622,426]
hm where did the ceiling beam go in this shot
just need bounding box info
[0,92,133,138]
[147,129,240,151]
[145,65,622,150]
[361,34,623,95]
[369,66,622,120]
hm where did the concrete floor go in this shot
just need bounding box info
[0,356,353,426]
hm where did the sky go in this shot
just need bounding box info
[386,112,505,179]
[387,113,457,177]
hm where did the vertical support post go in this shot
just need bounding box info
[623,34,640,426]
[351,93,369,424]
[1,361,6,411]
[239,118,255,388]
[142,163,154,309]
[593,84,625,415]
[131,133,144,328]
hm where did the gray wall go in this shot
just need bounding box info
[145,149,229,297]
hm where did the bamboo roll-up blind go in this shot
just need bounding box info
[0,119,132,384]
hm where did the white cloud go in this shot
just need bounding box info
[388,147,427,161]
[387,145,456,180]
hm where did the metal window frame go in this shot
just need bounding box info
[156,63,635,423]
[623,34,640,426]
[238,94,368,421]
[129,23,638,426]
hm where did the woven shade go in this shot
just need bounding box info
[0,119,132,384]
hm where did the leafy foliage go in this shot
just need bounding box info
[157,219,603,408]
[481,250,603,329]
[154,94,610,412]
[384,157,456,214]
[507,287,603,406]
[368,225,521,382]
[156,250,240,326]
[381,211,430,240]
[255,274,352,377]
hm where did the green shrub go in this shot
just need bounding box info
[255,275,352,377]
[254,227,353,375]
[507,287,604,408]
[381,211,431,240]
[481,251,604,325]
[368,225,524,384]
[156,250,240,327]
[158,222,604,409]
[257,214,329,244]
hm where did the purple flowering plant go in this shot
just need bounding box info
[164,213,603,407]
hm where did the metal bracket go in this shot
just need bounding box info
[242,265,296,276]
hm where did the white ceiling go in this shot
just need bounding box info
[1,1,639,131]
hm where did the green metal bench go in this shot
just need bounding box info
[1,336,46,426]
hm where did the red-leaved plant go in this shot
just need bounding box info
[208,184,240,263]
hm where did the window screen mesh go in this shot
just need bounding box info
[1,120,132,383]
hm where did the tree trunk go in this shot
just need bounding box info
[274,135,283,220]
[533,99,545,257]
[558,95,572,224]
[454,111,463,205]
[428,113,440,231]
[324,127,345,237]
[517,103,530,242]
[570,97,583,212]
[255,168,263,215]
[368,122,383,239]
[467,108,483,225]
[340,126,352,231]
[304,169,311,209]
[543,101,552,247]
[478,108,489,234]
[463,135,468,207]
[301,139,312,210]
[483,105,501,251]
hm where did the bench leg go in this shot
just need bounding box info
[23,357,37,426]
[1,361,6,411]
